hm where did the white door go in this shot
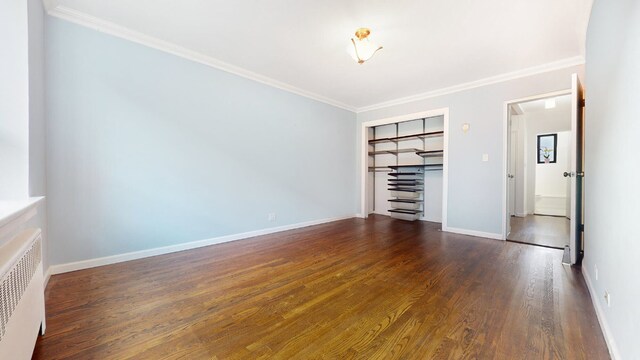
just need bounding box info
[505,115,513,237]
[567,73,585,264]
[509,130,517,216]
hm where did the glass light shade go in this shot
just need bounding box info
[348,37,382,63]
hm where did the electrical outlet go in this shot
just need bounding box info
[604,291,611,307]
[595,264,598,281]
[268,213,277,222]
[482,154,489,162]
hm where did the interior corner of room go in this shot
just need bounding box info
[1,0,639,358]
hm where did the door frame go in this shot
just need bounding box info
[360,107,449,230]
[509,127,518,217]
[501,90,571,240]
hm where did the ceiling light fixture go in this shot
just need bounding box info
[545,99,557,109]
[349,28,383,64]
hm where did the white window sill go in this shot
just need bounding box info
[0,197,44,230]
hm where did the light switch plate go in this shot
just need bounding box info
[482,154,489,162]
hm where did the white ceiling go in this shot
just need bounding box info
[46,0,593,111]
[518,94,572,114]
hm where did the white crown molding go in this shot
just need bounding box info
[43,1,584,115]
[43,3,357,112]
[356,56,585,113]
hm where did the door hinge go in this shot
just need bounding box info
[579,99,585,107]
[580,224,584,232]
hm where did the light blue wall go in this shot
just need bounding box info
[45,18,357,266]
[357,66,583,235]
[584,0,640,358]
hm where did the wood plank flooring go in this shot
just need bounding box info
[508,215,570,249]
[33,215,609,359]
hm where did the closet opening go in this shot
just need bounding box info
[360,109,449,228]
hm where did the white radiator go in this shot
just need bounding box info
[0,229,46,360]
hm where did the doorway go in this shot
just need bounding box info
[502,74,585,265]
[507,94,572,249]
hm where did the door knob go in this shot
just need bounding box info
[563,171,572,178]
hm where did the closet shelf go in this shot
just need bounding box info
[388,181,423,186]
[388,199,423,203]
[368,166,392,172]
[388,172,423,177]
[369,164,443,172]
[388,209,423,214]
[416,150,444,157]
[368,130,444,144]
[368,148,422,156]
[388,187,424,192]
[388,164,443,169]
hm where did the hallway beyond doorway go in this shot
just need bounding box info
[508,215,569,249]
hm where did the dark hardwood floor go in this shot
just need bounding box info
[508,215,570,249]
[33,215,609,359]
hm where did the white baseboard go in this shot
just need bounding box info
[534,208,566,216]
[421,217,443,223]
[442,226,503,240]
[46,215,356,276]
[43,268,51,288]
[582,262,620,360]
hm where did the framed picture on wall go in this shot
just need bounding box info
[537,133,557,164]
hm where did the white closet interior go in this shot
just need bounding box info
[367,115,445,222]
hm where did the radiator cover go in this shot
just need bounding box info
[0,229,45,360]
